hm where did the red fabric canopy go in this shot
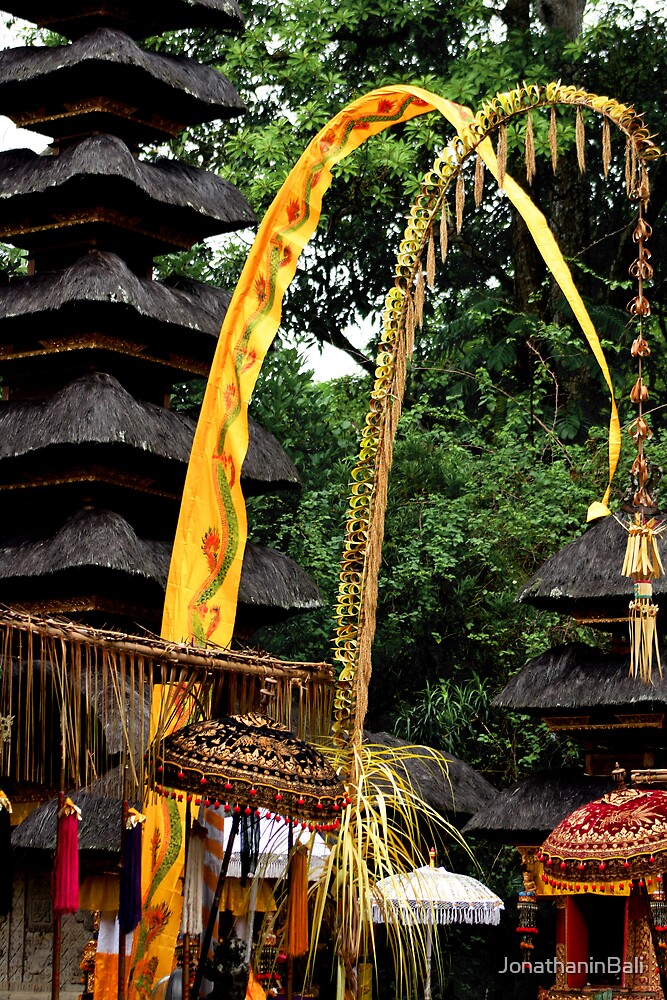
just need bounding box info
[540,786,667,880]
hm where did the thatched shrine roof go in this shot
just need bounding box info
[0,508,319,624]
[517,511,667,623]
[0,135,256,258]
[0,0,244,40]
[0,28,245,143]
[364,731,497,819]
[463,771,615,844]
[12,787,141,853]
[494,641,667,714]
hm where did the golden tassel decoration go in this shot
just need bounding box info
[602,118,612,178]
[474,153,485,207]
[497,124,508,188]
[576,107,586,172]
[455,170,465,233]
[622,515,665,681]
[286,846,309,958]
[525,111,536,185]
[549,105,558,173]
[439,210,448,262]
[426,229,436,289]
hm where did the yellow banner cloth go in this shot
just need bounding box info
[163,84,618,650]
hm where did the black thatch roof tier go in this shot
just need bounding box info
[0,135,256,261]
[0,251,229,379]
[0,0,244,40]
[0,371,195,465]
[0,508,319,625]
[0,28,244,143]
[462,771,615,843]
[0,370,298,495]
[517,511,667,622]
[494,641,667,713]
[363,731,497,819]
[12,788,140,853]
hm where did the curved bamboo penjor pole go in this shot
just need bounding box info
[331,82,662,762]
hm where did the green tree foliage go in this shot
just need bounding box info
[157,0,667,793]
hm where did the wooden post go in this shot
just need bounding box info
[191,811,240,1000]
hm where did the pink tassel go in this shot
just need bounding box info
[52,799,81,914]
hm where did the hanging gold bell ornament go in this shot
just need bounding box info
[620,186,665,682]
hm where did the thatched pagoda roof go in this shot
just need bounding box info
[0,28,244,143]
[0,251,228,338]
[0,371,299,495]
[0,135,256,257]
[363,731,497,819]
[463,770,615,843]
[517,510,667,622]
[0,508,319,623]
[0,372,195,465]
[0,251,229,378]
[494,641,667,713]
[0,0,244,40]
[12,787,140,853]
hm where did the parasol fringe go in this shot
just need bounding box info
[371,904,502,926]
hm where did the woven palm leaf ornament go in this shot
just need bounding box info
[331,85,662,757]
[620,167,666,681]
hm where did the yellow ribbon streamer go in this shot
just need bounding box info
[163,84,620,650]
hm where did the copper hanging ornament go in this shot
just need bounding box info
[621,176,664,682]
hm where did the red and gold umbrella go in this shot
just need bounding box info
[539,786,667,886]
[152,712,347,826]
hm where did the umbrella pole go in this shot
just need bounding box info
[191,811,241,1000]
[183,799,191,1000]
[286,824,294,1000]
[424,922,433,1000]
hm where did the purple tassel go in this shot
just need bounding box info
[119,822,143,933]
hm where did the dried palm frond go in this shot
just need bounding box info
[549,105,558,173]
[576,107,586,172]
[602,117,612,178]
[474,154,485,207]
[497,125,507,188]
[426,229,436,289]
[439,210,449,262]
[414,268,425,328]
[455,170,465,232]
[525,112,536,185]
[306,742,470,1000]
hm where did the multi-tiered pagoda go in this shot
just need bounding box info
[0,0,319,635]
[0,1,322,990]
[467,513,667,999]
